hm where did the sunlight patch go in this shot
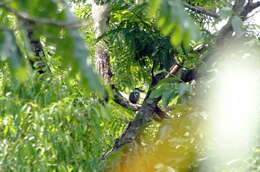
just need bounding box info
[204,48,260,171]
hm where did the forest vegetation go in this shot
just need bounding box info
[0,0,260,171]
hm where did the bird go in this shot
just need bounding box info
[129,88,144,104]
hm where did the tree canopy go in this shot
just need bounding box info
[0,0,259,171]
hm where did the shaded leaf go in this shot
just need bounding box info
[162,90,175,107]
[150,87,164,98]
[0,31,28,82]
[231,16,244,37]
[177,83,190,96]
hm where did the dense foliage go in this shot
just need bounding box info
[0,0,259,171]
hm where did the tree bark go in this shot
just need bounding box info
[184,3,220,18]
[22,20,49,74]
[91,2,112,83]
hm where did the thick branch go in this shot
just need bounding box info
[233,0,246,13]
[112,86,140,111]
[103,64,182,159]
[182,0,258,82]
[184,3,220,18]
[216,0,247,45]
[250,1,260,10]
[241,1,260,19]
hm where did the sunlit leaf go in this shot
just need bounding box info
[149,0,200,47]
[149,0,162,17]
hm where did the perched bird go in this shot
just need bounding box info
[129,88,144,104]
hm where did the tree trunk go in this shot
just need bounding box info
[22,20,49,74]
[91,2,112,83]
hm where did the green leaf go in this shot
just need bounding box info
[161,23,175,36]
[0,31,28,82]
[171,24,183,46]
[157,77,181,87]
[219,7,232,19]
[150,87,163,98]
[10,1,104,95]
[177,83,190,96]
[63,10,104,96]
[68,28,105,96]
[231,16,244,37]
[149,0,162,16]
[162,90,175,107]
[150,0,200,47]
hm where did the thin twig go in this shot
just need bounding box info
[184,3,220,18]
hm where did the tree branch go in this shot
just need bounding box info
[103,64,182,159]
[216,0,247,44]
[112,86,141,111]
[250,1,260,10]
[241,1,260,19]
[182,0,259,82]
[0,3,80,28]
[20,20,51,74]
[184,3,220,18]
